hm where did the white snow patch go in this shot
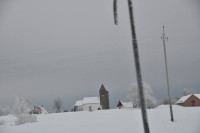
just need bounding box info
[0,105,200,133]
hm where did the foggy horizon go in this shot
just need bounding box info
[0,0,200,112]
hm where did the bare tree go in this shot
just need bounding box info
[54,97,62,113]
[182,88,199,96]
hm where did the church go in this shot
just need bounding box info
[74,84,110,111]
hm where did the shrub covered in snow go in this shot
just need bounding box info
[12,95,37,125]
[15,114,37,125]
[126,82,157,108]
[13,95,32,115]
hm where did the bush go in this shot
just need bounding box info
[13,95,32,115]
[0,120,5,125]
[15,114,37,125]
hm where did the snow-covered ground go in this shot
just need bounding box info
[0,105,200,133]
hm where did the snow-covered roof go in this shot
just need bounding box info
[34,106,48,114]
[176,95,191,104]
[120,101,133,108]
[194,94,200,99]
[176,94,200,104]
[39,106,48,114]
[83,97,100,104]
[74,97,100,106]
[75,100,83,106]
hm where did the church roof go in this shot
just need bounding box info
[74,97,100,106]
[83,97,100,104]
[75,100,83,106]
[99,84,108,92]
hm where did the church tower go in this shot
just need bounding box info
[99,84,110,109]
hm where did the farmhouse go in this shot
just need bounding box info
[74,84,110,111]
[30,106,48,114]
[175,94,200,106]
[117,101,134,109]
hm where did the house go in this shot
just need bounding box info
[74,84,110,111]
[30,106,48,114]
[74,97,102,111]
[175,94,200,106]
[117,101,134,109]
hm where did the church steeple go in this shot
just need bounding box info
[99,84,109,109]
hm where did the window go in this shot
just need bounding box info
[191,100,195,106]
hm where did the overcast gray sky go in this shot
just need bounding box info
[0,0,199,111]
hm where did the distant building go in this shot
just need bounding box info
[175,94,200,106]
[74,84,110,111]
[30,106,48,114]
[74,97,102,111]
[99,84,110,109]
[117,101,134,109]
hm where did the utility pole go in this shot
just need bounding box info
[113,0,150,132]
[161,26,174,122]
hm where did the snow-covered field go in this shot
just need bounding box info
[0,105,200,133]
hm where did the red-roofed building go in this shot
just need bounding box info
[30,106,48,114]
[175,94,200,106]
